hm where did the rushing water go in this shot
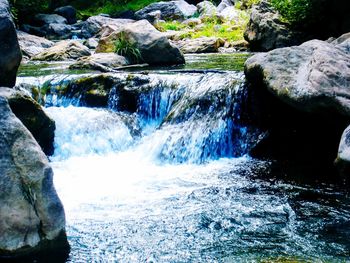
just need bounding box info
[18,54,350,262]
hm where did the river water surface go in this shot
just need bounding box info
[18,54,350,262]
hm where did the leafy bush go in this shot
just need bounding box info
[9,0,49,24]
[270,0,313,26]
[114,32,142,63]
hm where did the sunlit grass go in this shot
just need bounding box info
[157,11,249,42]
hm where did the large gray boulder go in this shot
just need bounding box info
[135,0,197,22]
[245,39,350,116]
[335,125,350,177]
[17,30,54,58]
[96,20,185,66]
[245,37,350,174]
[81,15,134,38]
[244,1,305,51]
[0,0,22,88]
[54,5,77,24]
[32,40,91,61]
[0,87,56,155]
[0,94,68,258]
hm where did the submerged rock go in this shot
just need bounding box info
[0,95,68,259]
[135,0,197,22]
[17,30,54,58]
[32,40,91,61]
[70,53,130,71]
[96,20,185,65]
[244,1,305,51]
[0,0,22,87]
[174,37,225,53]
[0,87,56,155]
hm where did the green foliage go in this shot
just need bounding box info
[270,0,312,25]
[114,32,142,63]
[235,0,261,9]
[157,11,249,43]
[72,0,162,17]
[9,0,49,23]
[156,21,187,32]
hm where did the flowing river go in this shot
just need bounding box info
[17,54,350,262]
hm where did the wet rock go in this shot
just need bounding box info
[174,37,225,53]
[34,14,67,26]
[54,6,77,24]
[83,38,99,49]
[245,39,350,116]
[0,94,68,258]
[230,39,249,51]
[332,32,350,45]
[335,125,350,177]
[41,23,74,40]
[197,1,217,18]
[217,0,235,12]
[32,40,91,61]
[96,20,185,65]
[182,18,202,27]
[81,15,134,38]
[0,87,55,155]
[244,0,305,51]
[218,7,243,22]
[17,30,54,58]
[135,0,197,22]
[0,0,22,88]
[20,24,46,37]
[70,53,129,71]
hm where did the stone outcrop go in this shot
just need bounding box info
[81,15,134,38]
[244,37,350,176]
[0,95,68,258]
[32,40,91,61]
[245,39,350,116]
[96,20,185,66]
[135,0,197,22]
[17,30,54,58]
[0,0,22,87]
[244,1,305,51]
[174,37,225,53]
[0,87,56,155]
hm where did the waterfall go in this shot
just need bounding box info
[38,71,257,164]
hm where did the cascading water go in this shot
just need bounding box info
[17,55,350,262]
